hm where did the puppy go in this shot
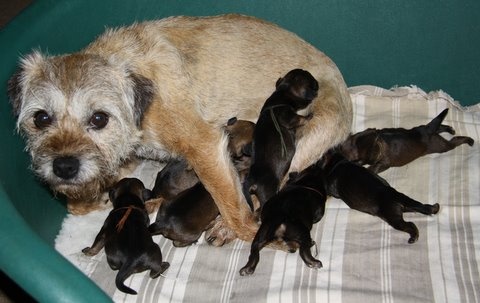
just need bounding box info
[243,69,318,209]
[82,178,169,295]
[149,118,254,247]
[152,159,198,202]
[341,108,474,173]
[239,163,326,276]
[8,14,352,244]
[320,150,440,244]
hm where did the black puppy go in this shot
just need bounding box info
[243,69,318,209]
[321,150,440,244]
[340,108,474,173]
[82,178,169,295]
[149,118,255,247]
[239,163,326,276]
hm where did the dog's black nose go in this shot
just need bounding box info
[53,156,80,179]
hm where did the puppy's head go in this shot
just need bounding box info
[7,51,154,203]
[224,117,255,158]
[275,69,319,106]
[109,178,152,208]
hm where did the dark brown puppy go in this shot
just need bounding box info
[340,109,474,173]
[149,118,255,247]
[321,150,440,244]
[243,69,318,209]
[240,163,326,276]
[152,159,198,201]
[82,178,169,295]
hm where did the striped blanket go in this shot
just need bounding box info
[55,85,480,303]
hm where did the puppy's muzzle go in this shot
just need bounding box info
[53,156,80,179]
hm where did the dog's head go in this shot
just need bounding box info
[7,51,154,203]
[275,69,319,108]
[109,178,152,208]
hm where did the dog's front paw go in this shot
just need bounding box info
[205,216,237,246]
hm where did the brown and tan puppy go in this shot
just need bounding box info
[149,118,255,247]
[341,108,474,173]
[7,14,352,244]
[82,178,169,295]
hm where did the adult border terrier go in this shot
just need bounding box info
[7,14,352,244]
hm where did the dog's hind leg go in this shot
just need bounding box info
[298,238,322,268]
[437,124,455,135]
[381,205,419,243]
[393,191,440,215]
[427,135,474,154]
[239,221,276,276]
[148,247,170,279]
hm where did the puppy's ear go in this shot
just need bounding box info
[108,189,117,205]
[7,69,23,117]
[142,189,153,202]
[275,77,284,88]
[227,117,238,126]
[129,72,155,127]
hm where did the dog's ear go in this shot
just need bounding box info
[108,188,117,205]
[142,189,153,202]
[227,117,238,126]
[275,77,285,89]
[7,69,24,118]
[129,72,155,127]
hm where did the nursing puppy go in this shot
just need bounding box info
[341,109,474,173]
[240,163,326,276]
[8,14,352,244]
[243,69,318,209]
[321,150,440,244]
[82,178,169,295]
[149,118,254,246]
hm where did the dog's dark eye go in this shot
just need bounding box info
[90,112,109,129]
[33,110,53,129]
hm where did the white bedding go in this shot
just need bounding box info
[55,85,480,303]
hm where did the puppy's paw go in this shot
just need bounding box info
[307,260,323,269]
[431,203,440,215]
[239,266,255,276]
[82,247,97,256]
[205,216,237,246]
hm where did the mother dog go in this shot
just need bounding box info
[8,14,352,244]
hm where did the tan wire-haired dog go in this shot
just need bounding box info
[7,14,352,244]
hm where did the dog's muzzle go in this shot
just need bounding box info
[53,156,80,179]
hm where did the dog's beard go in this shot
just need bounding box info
[32,153,119,202]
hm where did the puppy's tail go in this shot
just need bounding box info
[427,108,448,132]
[115,264,138,295]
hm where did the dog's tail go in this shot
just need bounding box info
[427,108,448,132]
[115,263,138,295]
